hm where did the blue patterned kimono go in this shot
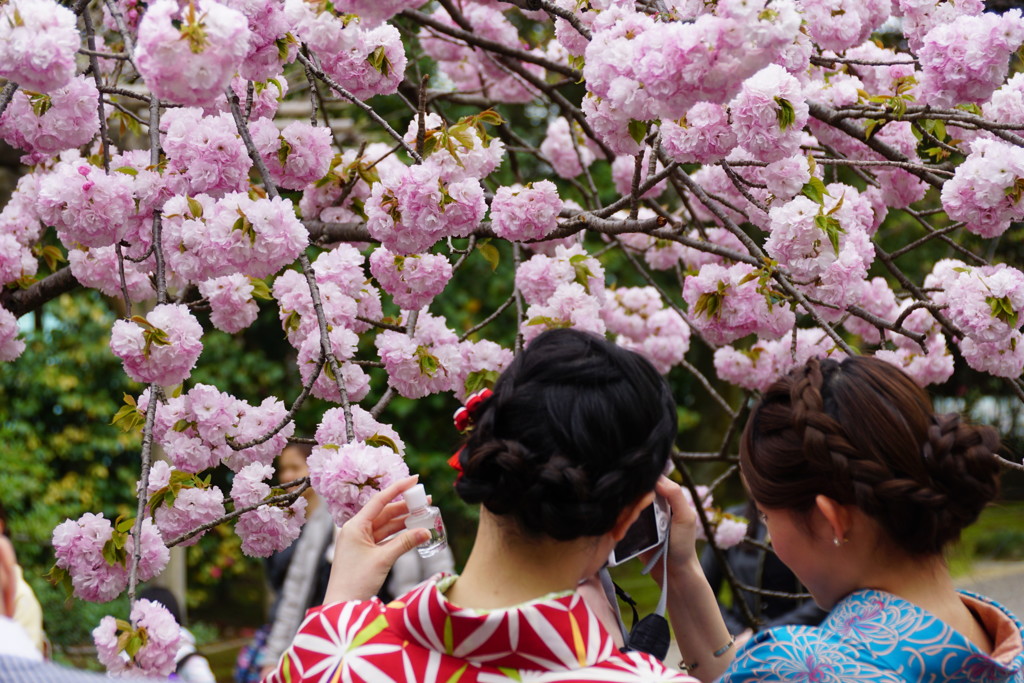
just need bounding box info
[720,589,1024,683]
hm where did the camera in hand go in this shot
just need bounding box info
[608,495,671,567]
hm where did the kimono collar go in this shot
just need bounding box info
[384,575,619,672]
[829,589,1024,679]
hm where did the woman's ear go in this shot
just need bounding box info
[815,494,853,545]
[610,491,656,542]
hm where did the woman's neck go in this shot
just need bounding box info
[862,553,993,653]
[444,511,601,610]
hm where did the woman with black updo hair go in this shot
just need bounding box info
[265,329,726,683]
[662,356,1024,683]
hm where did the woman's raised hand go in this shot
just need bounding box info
[323,476,432,604]
[656,476,701,571]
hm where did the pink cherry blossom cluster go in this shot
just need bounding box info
[146,461,226,545]
[490,181,563,242]
[800,0,890,53]
[300,143,403,224]
[874,332,955,388]
[0,0,80,93]
[307,441,410,525]
[134,0,252,107]
[0,177,41,291]
[273,249,375,342]
[419,4,542,104]
[540,117,595,179]
[0,76,100,165]
[0,307,25,362]
[660,102,737,165]
[296,326,371,404]
[843,276,899,345]
[315,405,407,455]
[52,513,169,603]
[611,152,667,200]
[69,247,155,303]
[896,0,984,52]
[94,599,181,678]
[679,228,747,272]
[683,262,795,346]
[160,108,252,198]
[198,274,259,334]
[941,138,1024,238]
[365,162,486,255]
[983,72,1024,133]
[404,113,505,185]
[681,484,748,549]
[617,230,686,271]
[250,119,334,191]
[603,286,691,374]
[584,1,799,128]
[37,160,135,249]
[139,383,295,473]
[220,0,295,82]
[287,0,406,100]
[333,0,425,28]
[162,192,308,282]
[516,244,607,343]
[109,304,204,386]
[231,462,308,557]
[917,9,1024,108]
[927,260,1024,378]
[208,75,290,122]
[764,185,875,318]
[714,328,845,391]
[375,310,464,398]
[729,64,808,163]
[369,247,453,311]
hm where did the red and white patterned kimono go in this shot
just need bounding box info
[266,575,699,683]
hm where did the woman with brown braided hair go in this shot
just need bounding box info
[664,356,1024,683]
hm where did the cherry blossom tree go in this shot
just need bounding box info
[1,0,1023,673]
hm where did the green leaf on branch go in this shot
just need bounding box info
[45,565,74,600]
[33,244,66,273]
[987,295,1019,328]
[814,213,844,254]
[569,253,594,293]
[367,46,391,76]
[111,109,144,138]
[774,97,795,130]
[186,196,204,219]
[1005,178,1024,204]
[29,93,52,117]
[800,177,829,205]
[125,633,144,658]
[956,103,983,116]
[863,118,884,139]
[692,281,728,320]
[627,119,648,145]
[415,346,440,377]
[366,433,401,454]
[476,240,500,271]
[277,138,292,168]
[464,369,500,398]
[142,326,171,358]
[111,403,145,433]
[249,277,273,301]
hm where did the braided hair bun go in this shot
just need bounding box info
[455,329,677,541]
[741,356,1002,556]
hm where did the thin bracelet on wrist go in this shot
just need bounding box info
[678,634,736,673]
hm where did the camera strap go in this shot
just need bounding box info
[604,540,672,661]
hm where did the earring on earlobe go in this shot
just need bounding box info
[832,536,843,547]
